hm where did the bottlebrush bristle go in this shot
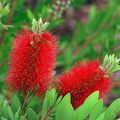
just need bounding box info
[56,60,111,109]
[6,29,57,96]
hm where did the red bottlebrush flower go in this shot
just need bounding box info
[56,61,110,109]
[6,29,57,95]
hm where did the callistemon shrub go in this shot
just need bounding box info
[7,26,110,105]
[6,29,57,95]
[3,19,120,120]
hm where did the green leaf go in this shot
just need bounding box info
[2,101,9,119]
[7,105,15,120]
[2,4,9,16]
[20,116,27,120]
[0,95,4,107]
[0,1,9,17]
[41,88,58,119]
[31,18,49,33]
[103,54,109,67]
[26,9,35,21]
[39,6,51,18]
[26,108,38,120]
[50,96,63,117]
[75,91,99,120]
[31,18,38,33]
[11,94,21,113]
[104,98,120,120]
[53,96,62,107]
[14,108,20,120]
[88,5,97,23]
[116,118,120,120]
[15,112,19,120]
[96,112,105,120]
[1,117,8,120]
[102,54,120,75]
[90,99,103,120]
[27,96,41,110]
[49,89,58,108]
[55,93,74,120]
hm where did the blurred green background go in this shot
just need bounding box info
[0,0,120,106]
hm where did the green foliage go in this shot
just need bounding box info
[41,89,120,120]
[31,18,49,34]
[0,1,9,18]
[102,54,120,75]
[57,0,120,69]
[1,0,119,71]
[0,89,120,120]
[0,0,10,30]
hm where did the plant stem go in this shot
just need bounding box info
[22,92,29,115]
[38,108,52,120]
[43,108,52,120]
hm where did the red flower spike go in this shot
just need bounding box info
[6,29,57,96]
[56,61,110,109]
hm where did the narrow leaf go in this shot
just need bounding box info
[55,93,74,120]
[75,91,99,120]
[26,108,38,120]
[90,99,103,120]
[104,98,120,120]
